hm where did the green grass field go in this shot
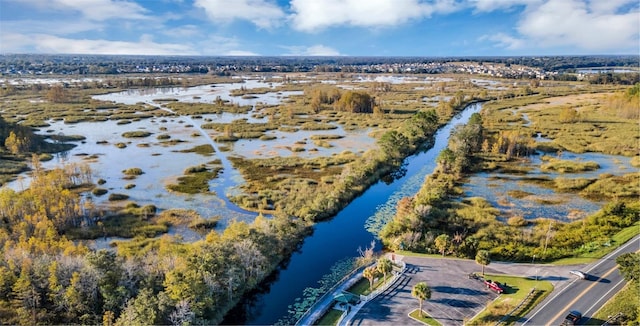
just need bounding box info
[468,274,553,325]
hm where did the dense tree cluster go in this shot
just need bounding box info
[0,161,311,325]
[305,86,375,113]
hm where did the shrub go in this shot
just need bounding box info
[122,131,152,138]
[92,188,108,196]
[123,168,144,176]
[108,193,129,201]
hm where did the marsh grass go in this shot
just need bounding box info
[177,144,215,155]
[580,172,640,200]
[166,164,222,194]
[122,131,153,138]
[165,101,252,115]
[553,177,594,191]
[108,193,129,201]
[506,190,532,199]
[123,167,144,176]
[188,216,220,232]
[540,157,600,173]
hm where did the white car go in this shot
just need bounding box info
[570,270,587,280]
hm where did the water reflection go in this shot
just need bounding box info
[463,152,634,221]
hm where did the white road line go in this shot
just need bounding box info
[521,235,639,326]
[583,278,626,324]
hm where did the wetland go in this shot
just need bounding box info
[0,68,638,325]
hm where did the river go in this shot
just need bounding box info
[222,102,483,325]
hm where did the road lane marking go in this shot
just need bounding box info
[546,265,619,325]
[583,278,626,324]
[522,236,639,326]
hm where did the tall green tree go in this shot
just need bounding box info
[475,250,491,276]
[411,282,431,318]
[115,288,158,326]
[616,252,640,282]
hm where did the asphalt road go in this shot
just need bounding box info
[520,235,640,326]
[347,255,581,326]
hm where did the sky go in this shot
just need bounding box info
[1,0,639,57]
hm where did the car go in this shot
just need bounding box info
[570,270,587,280]
[561,310,582,325]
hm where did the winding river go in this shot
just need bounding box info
[223,102,484,325]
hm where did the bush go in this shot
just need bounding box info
[108,193,129,201]
[92,188,108,196]
[123,168,144,176]
[122,131,152,138]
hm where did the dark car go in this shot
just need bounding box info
[561,310,582,325]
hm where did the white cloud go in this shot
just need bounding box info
[194,0,285,29]
[162,25,202,38]
[289,0,460,31]
[517,0,639,51]
[281,45,342,56]
[19,34,198,55]
[470,0,541,12]
[14,0,149,21]
[1,19,103,35]
[588,0,637,14]
[479,32,524,50]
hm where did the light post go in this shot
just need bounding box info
[532,255,537,281]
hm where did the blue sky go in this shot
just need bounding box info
[1,0,638,56]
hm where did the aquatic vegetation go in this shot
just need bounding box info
[122,131,153,138]
[122,167,144,176]
[108,193,130,201]
[540,157,600,173]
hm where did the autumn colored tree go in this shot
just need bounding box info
[363,266,379,290]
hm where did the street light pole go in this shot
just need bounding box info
[532,255,537,281]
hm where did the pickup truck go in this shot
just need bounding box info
[561,310,582,325]
[483,279,504,294]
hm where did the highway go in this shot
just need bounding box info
[520,235,640,326]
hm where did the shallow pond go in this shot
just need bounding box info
[463,152,635,221]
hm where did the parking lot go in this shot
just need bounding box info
[347,255,577,326]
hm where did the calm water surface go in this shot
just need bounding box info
[223,103,483,325]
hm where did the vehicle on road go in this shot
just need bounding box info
[561,310,582,325]
[569,270,587,280]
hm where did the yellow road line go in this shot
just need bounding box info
[546,265,619,325]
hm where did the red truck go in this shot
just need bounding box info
[484,279,504,294]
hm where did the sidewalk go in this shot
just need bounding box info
[338,254,406,326]
[296,253,406,326]
[295,264,369,326]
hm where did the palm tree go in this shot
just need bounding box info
[475,250,491,276]
[376,257,392,282]
[363,266,378,291]
[411,282,431,318]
